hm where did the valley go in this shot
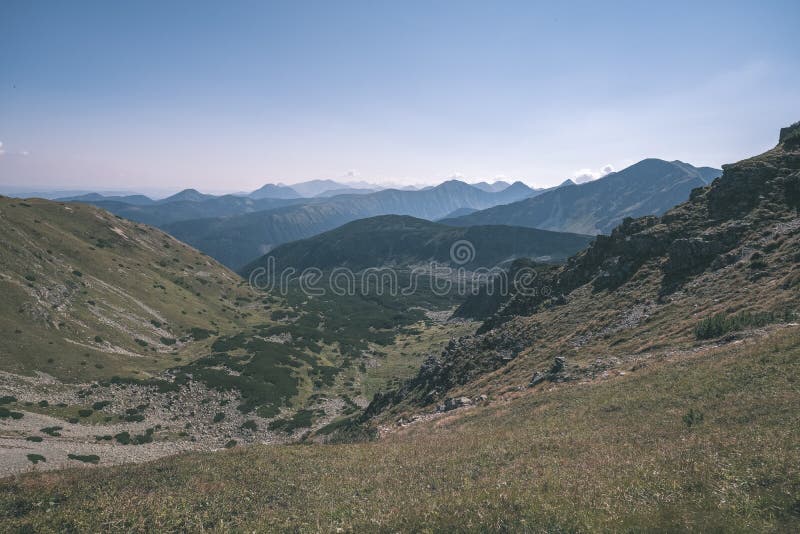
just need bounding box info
[3,121,797,531]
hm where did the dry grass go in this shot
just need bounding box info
[2,328,798,532]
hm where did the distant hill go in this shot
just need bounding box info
[437,207,478,220]
[165,180,538,269]
[55,193,156,206]
[287,180,351,197]
[86,196,306,227]
[241,215,593,274]
[158,188,217,203]
[440,159,721,235]
[471,180,511,192]
[314,187,377,197]
[248,183,302,199]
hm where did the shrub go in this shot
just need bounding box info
[0,395,17,404]
[212,412,225,423]
[40,426,62,436]
[0,407,24,419]
[27,454,46,464]
[224,440,237,448]
[25,436,43,442]
[683,409,704,427]
[268,409,315,433]
[68,454,100,464]
[78,409,93,418]
[695,309,797,339]
[91,400,111,410]
[38,400,49,407]
[114,431,131,445]
[241,419,258,431]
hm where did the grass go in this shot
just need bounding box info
[695,308,797,339]
[2,327,798,531]
[0,196,263,382]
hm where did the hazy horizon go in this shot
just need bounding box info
[2,1,798,192]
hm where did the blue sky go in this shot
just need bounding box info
[1,0,798,193]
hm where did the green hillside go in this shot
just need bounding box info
[0,196,257,381]
[241,214,593,274]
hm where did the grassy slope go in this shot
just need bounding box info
[2,327,797,531]
[0,196,264,382]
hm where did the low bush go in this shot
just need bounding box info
[0,407,24,419]
[695,309,797,339]
[68,454,100,464]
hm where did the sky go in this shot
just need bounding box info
[1,0,799,194]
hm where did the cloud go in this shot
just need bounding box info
[573,164,614,183]
[0,142,4,156]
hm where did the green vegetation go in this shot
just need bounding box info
[683,408,704,427]
[67,454,100,464]
[2,329,798,531]
[0,196,262,382]
[247,214,592,273]
[695,309,797,339]
[268,409,318,433]
[25,454,45,465]
[0,408,23,420]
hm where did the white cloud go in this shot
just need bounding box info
[573,164,614,183]
[0,142,4,156]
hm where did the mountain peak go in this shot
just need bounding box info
[779,120,800,148]
[249,183,301,199]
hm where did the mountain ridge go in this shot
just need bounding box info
[164,179,541,269]
[441,158,722,234]
[240,214,594,274]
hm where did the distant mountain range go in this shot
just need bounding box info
[470,180,512,193]
[241,215,593,274]
[83,196,306,227]
[39,159,717,270]
[440,159,721,235]
[55,192,157,206]
[248,184,302,199]
[165,180,541,269]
